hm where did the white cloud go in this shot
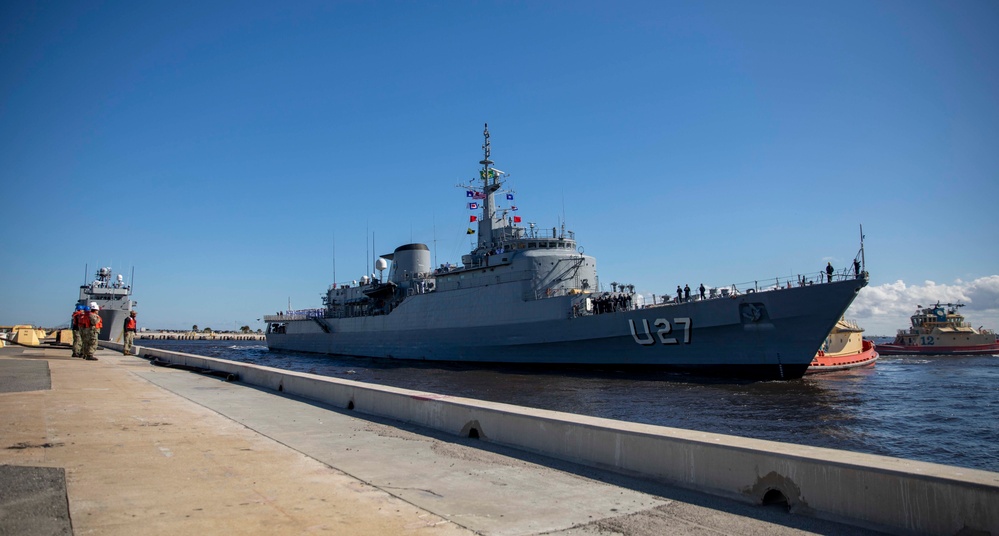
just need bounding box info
[848,275,999,335]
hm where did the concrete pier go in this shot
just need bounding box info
[2,342,996,535]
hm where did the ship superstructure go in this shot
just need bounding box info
[78,267,135,341]
[878,303,999,355]
[265,124,869,380]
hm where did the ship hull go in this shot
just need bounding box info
[876,343,999,356]
[267,277,866,380]
[97,308,129,342]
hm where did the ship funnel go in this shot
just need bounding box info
[388,244,431,283]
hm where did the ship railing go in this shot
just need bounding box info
[263,308,326,322]
[839,318,861,331]
[646,269,865,306]
[265,314,310,321]
[511,227,575,241]
[564,270,865,314]
[727,269,864,294]
[329,278,384,290]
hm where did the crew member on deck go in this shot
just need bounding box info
[123,310,137,355]
[826,262,834,283]
[699,283,706,300]
[676,286,683,303]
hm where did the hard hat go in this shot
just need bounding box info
[90,302,98,309]
[91,305,100,312]
[75,304,82,310]
[83,306,90,311]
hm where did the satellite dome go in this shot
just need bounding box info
[375,258,388,271]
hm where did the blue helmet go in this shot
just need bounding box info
[75,304,83,310]
[83,306,91,312]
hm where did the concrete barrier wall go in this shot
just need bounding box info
[106,342,999,536]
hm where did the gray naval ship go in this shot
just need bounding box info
[265,125,868,380]
[78,266,135,342]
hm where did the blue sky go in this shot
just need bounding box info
[2,0,997,335]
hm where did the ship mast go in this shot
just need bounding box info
[477,123,501,249]
[859,224,866,272]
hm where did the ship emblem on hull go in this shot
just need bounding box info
[740,303,767,323]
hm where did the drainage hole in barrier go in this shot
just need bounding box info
[347,401,354,410]
[762,489,789,511]
[468,428,479,439]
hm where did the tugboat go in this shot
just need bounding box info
[806,318,878,374]
[877,302,999,356]
[264,124,869,380]
[78,267,135,342]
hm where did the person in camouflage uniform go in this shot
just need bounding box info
[122,310,137,355]
[84,304,101,361]
[71,305,84,357]
[78,306,93,359]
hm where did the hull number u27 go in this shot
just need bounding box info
[629,318,692,346]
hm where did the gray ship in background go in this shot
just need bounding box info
[78,267,135,342]
[265,124,868,380]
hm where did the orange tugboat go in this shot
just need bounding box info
[806,318,878,374]
[877,302,999,356]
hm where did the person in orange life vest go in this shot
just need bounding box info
[85,303,102,360]
[78,306,93,359]
[123,310,137,355]
[71,304,85,357]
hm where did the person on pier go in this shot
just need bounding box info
[123,310,137,355]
